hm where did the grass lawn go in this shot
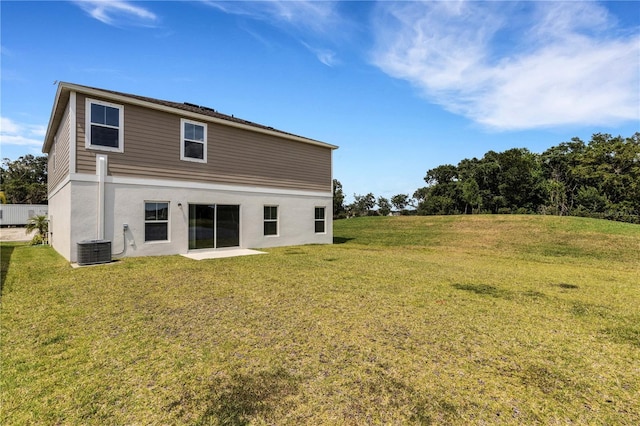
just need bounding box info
[1,215,639,424]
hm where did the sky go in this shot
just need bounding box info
[1,1,639,202]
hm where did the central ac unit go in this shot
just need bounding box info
[77,240,112,266]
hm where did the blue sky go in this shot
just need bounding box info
[1,1,639,202]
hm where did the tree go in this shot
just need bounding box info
[350,193,376,217]
[575,186,607,213]
[542,179,569,216]
[391,194,411,214]
[0,155,48,204]
[461,178,481,214]
[420,164,464,215]
[494,148,545,212]
[333,179,346,219]
[541,137,586,214]
[424,164,458,186]
[377,196,391,216]
[413,132,638,222]
[25,214,48,245]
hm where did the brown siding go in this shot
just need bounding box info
[75,94,332,192]
[49,100,71,193]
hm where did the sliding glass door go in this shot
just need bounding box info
[189,204,239,250]
[215,204,240,248]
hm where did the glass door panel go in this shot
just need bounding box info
[216,205,240,248]
[189,204,215,249]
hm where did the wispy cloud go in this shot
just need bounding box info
[204,0,342,35]
[371,1,640,130]
[72,0,158,27]
[301,42,339,67]
[0,117,45,148]
[203,0,345,66]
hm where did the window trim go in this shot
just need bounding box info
[263,205,279,237]
[314,206,326,234]
[180,118,207,163]
[85,98,124,153]
[144,201,170,243]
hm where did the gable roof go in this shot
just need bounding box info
[42,82,337,154]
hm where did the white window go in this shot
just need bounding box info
[145,202,169,242]
[315,207,326,233]
[85,98,124,152]
[180,118,207,163]
[264,206,278,236]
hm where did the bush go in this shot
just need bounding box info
[30,234,46,246]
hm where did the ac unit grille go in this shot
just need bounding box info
[77,240,112,266]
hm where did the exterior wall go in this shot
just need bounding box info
[75,94,332,192]
[0,204,48,226]
[48,100,71,192]
[65,173,332,263]
[48,183,71,260]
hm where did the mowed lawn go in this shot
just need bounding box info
[1,215,639,425]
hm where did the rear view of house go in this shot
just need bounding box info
[42,82,337,263]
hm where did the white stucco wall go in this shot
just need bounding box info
[48,181,72,261]
[60,175,332,262]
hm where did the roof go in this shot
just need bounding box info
[42,82,337,153]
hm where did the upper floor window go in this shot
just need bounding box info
[181,118,207,163]
[86,98,124,152]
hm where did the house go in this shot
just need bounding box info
[42,82,337,263]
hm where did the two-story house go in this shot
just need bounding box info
[42,82,337,263]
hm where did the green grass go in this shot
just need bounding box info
[2,215,639,424]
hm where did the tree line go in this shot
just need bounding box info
[0,155,48,204]
[335,133,640,224]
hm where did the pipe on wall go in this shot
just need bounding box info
[96,155,107,240]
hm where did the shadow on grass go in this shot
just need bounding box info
[554,283,579,289]
[0,243,16,296]
[452,283,510,298]
[452,283,550,303]
[166,368,299,425]
[199,368,298,425]
[333,236,354,244]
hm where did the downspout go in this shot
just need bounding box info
[96,155,107,240]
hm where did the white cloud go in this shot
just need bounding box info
[301,42,339,67]
[73,0,157,27]
[204,0,342,35]
[204,0,345,66]
[0,117,44,148]
[371,1,640,130]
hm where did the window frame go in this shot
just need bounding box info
[314,207,326,234]
[85,98,124,153]
[144,201,170,243]
[263,205,279,237]
[180,118,207,163]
